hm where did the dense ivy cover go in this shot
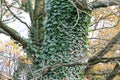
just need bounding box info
[41,0,91,79]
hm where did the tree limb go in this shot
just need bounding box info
[106,63,120,80]
[27,0,34,25]
[3,0,30,29]
[89,31,120,62]
[76,0,120,10]
[91,0,120,9]
[42,56,120,76]
[88,71,120,76]
[0,20,27,48]
[85,31,120,74]
[89,57,120,65]
[34,0,41,17]
[42,62,88,76]
[0,28,9,35]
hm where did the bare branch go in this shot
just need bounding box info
[85,30,120,75]
[3,0,30,29]
[27,0,34,24]
[42,62,88,76]
[91,0,120,9]
[88,71,120,76]
[90,31,120,60]
[34,0,41,16]
[0,20,27,48]
[73,0,120,11]
[106,63,120,80]
[0,28,9,35]
[42,56,120,76]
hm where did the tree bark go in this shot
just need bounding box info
[0,20,27,48]
[75,0,120,10]
[91,0,120,9]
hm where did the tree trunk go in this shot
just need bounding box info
[40,0,91,79]
[29,0,45,46]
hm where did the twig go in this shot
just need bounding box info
[28,64,34,77]
[59,0,91,29]
[69,0,80,28]
[88,72,120,75]
[3,0,30,29]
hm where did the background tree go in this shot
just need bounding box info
[86,5,120,80]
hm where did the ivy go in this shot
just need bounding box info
[41,0,91,79]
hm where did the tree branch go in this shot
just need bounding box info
[0,20,27,48]
[89,31,120,62]
[76,0,120,10]
[85,31,120,74]
[91,0,120,9]
[106,63,120,80]
[42,56,120,76]
[27,0,34,25]
[88,71,120,76]
[0,28,9,35]
[34,0,41,16]
[89,57,120,65]
[42,62,88,76]
[3,0,30,29]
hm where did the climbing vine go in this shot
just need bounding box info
[41,0,91,79]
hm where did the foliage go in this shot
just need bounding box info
[0,0,120,80]
[40,0,91,79]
